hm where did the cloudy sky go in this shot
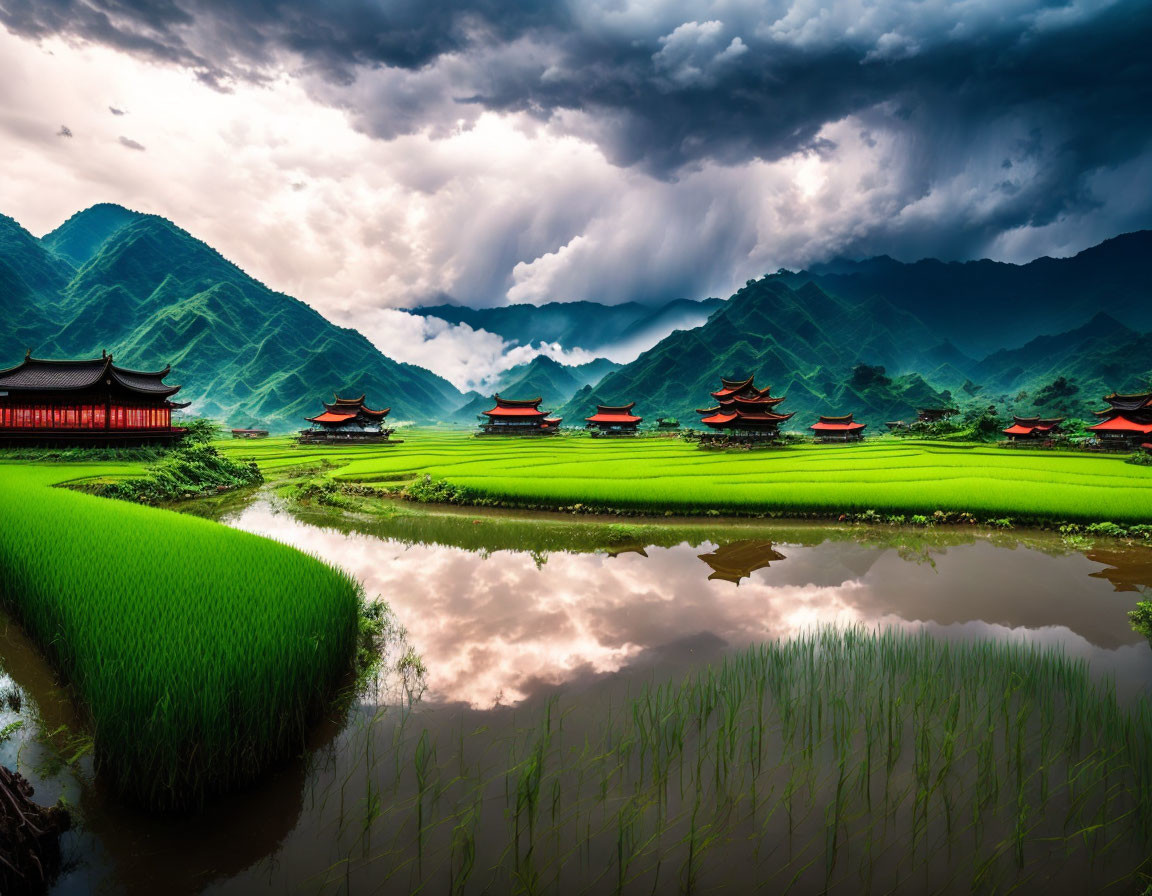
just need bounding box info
[1,0,1150,328]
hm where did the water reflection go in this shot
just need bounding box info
[697,539,786,583]
[220,500,1152,708]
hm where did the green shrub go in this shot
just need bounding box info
[96,444,262,504]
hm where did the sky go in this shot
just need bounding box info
[1,0,1150,383]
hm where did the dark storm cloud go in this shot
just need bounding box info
[4,0,1150,274]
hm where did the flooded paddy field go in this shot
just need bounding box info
[3,493,1151,894]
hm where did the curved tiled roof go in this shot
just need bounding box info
[0,354,181,397]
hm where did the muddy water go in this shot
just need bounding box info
[0,496,1147,894]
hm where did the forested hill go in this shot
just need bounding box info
[0,205,463,431]
[558,272,1152,427]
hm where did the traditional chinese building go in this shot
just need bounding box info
[478,395,562,435]
[0,351,188,445]
[1085,391,1152,448]
[810,413,867,443]
[916,407,957,424]
[231,428,269,439]
[300,394,393,443]
[1002,416,1064,441]
[585,402,642,436]
[696,375,793,440]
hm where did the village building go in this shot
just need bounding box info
[810,413,867,443]
[1002,416,1064,441]
[300,394,393,443]
[916,407,957,424]
[0,351,188,445]
[696,375,793,440]
[478,395,562,435]
[1085,391,1152,449]
[585,402,642,436]
[231,427,269,439]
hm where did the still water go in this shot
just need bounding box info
[2,495,1149,894]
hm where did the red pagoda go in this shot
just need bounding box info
[585,402,642,436]
[810,413,866,442]
[696,375,793,441]
[300,393,394,443]
[1002,415,1064,441]
[1086,391,1152,449]
[478,395,561,435]
[0,351,188,445]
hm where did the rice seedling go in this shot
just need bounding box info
[318,625,1152,894]
[0,463,362,808]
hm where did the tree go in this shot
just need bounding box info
[1034,377,1080,414]
[850,364,891,390]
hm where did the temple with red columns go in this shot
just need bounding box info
[810,413,867,442]
[696,375,793,440]
[1002,415,1064,441]
[1085,391,1152,449]
[300,393,394,443]
[478,395,562,435]
[585,402,642,436]
[0,351,188,445]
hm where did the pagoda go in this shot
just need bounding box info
[697,540,786,585]
[1085,390,1152,449]
[0,351,188,445]
[478,395,561,436]
[810,413,867,443]
[300,394,394,443]
[585,402,642,436]
[696,375,792,441]
[1002,416,1064,442]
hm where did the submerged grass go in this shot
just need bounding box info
[0,463,362,809]
[334,626,1152,894]
[217,432,1152,523]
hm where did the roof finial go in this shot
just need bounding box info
[24,347,31,360]
[102,349,107,359]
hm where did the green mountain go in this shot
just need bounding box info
[495,355,585,408]
[972,313,1152,416]
[774,231,1152,356]
[0,206,462,431]
[557,278,961,428]
[411,297,725,353]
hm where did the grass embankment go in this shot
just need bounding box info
[216,432,1152,524]
[0,462,362,808]
[341,627,1152,892]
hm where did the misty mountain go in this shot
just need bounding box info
[411,297,725,354]
[773,231,1152,356]
[1,205,463,431]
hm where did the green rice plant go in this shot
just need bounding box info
[217,431,1152,524]
[0,463,362,808]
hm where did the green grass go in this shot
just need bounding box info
[217,431,1152,523]
[0,461,362,808]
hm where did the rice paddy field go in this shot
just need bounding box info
[0,461,362,808]
[217,431,1152,523]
